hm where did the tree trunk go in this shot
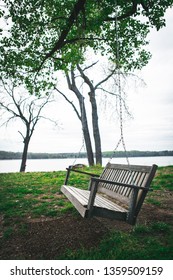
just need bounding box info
[20,135,30,172]
[79,98,94,166]
[89,90,102,165]
[77,65,102,165]
[66,71,94,166]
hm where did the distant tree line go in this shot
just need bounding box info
[0,150,173,160]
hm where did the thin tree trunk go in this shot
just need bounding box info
[20,137,30,172]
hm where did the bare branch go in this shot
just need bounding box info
[54,86,81,120]
[100,88,132,118]
[37,116,59,126]
[81,61,99,72]
[77,64,94,91]
[18,130,25,140]
[0,100,20,119]
[0,115,16,128]
[94,69,117,90]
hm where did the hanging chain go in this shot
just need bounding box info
[72,136,85,166]
[108,1,130,166]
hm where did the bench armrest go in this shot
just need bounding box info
[64,165,100,185]
[90,177,152,191]
[66,166,100,177]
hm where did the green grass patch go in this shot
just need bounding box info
[59,222,173,260]
[146,197,162,206]
[151,166,173,191]
[60,234,173,260]
[0,165,172,222]
[0,165,173,259]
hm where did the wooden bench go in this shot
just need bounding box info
[61,163,158,225]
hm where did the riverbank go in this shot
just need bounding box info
[1,156,173,173]
[0,150,173,160]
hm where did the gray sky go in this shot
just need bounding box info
[0,9,173,153]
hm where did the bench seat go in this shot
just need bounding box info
[61,185,128,220]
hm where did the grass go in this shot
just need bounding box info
[151,166,173,191]
[0,171,68,223]
[0,165,173,259]
[59,222,173,260]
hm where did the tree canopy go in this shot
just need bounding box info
[1,0,173,89]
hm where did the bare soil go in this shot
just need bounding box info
[0,190,173,260]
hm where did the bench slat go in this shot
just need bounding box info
[61,186,127,213]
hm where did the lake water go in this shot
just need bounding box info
[0,156,173,173]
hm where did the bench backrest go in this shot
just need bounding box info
[98,163,157,207]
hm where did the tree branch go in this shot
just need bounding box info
[54,86,81,120]
[94,69,116,90]
[77,64,94,92]
[18,130,25,141]
[37,0,87,72]
[100,88,131,118]
[0,100,20,119]
[81,60,99,72]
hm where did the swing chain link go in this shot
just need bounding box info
[109,1,130,167]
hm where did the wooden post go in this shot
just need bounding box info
[64,165,73,185]
[127,188,139,225]
[87,179,99,218]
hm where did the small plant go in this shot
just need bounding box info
[146,197,162,206]
[3,227,13,239]
[133,224,150,234]
[151,222,170,232]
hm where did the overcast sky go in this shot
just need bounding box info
[0,9,173,154]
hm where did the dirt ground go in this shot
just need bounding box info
[0,190,173,260]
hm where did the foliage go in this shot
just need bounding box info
[1,0,173,91]
[0,150,173,160]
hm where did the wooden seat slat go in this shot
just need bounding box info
[95,194,127,212]
[62,186,127,213]
[66,186,89,206]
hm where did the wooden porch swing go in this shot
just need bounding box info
[61,163,157,225]
[60,2,158,225]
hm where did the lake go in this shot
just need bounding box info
[0,156,173,173]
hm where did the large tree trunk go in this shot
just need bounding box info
[77,65,102,165]
[66,71,94,166]
[79,97,94,166]
[89,90,102,165]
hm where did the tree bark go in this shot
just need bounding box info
[89,90,102,165]
[77,65,102,165]
[66,72,94,166]
[20,133,30,172]
[79,97,94,166]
